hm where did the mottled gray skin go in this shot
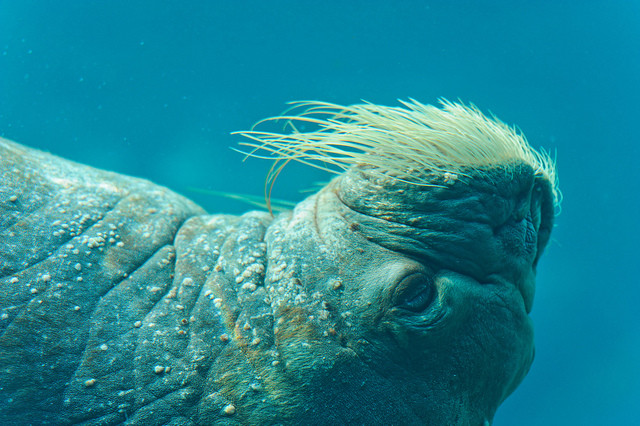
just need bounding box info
[0,138,555,425]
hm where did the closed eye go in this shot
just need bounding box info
[392,273,435,312]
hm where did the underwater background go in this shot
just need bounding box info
[1,1,638,424]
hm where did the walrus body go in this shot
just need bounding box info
[0,101,557,425]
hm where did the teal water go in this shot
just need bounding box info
[1,1,638,424]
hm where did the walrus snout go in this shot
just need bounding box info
[496,206,539,260]
[495,172,551,261]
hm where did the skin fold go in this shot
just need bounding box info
[0,138,554,425]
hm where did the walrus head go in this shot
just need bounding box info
[231,100,559,424]
[0,100,558,425]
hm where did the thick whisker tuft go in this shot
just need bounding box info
[233,99,560,213]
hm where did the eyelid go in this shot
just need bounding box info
[392,272,435,312]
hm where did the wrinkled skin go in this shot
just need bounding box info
[0,138,554,425]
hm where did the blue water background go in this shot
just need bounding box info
[1,1,638,424]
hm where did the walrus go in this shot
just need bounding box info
[0,100,559,425]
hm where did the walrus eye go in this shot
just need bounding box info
[392,273,435,312]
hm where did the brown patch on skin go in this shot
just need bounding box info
[220,304,325,423]
[274,305,323,344]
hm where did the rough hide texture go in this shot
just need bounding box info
[0,137,555,425]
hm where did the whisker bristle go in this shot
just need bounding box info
[235,99,561,212]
